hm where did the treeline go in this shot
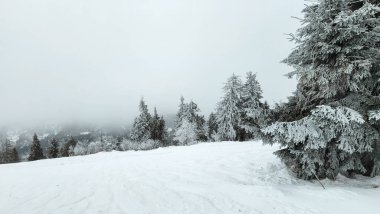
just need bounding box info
[112,71,270,147]
[0,71,271,163]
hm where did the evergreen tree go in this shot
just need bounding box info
[187,101,207,141]
[48,138,59,158]
[159,116,168,144]
[3,139,12,163]
[207,113,218,142]
[0,139,19,164]
[61,137,77,157]
[264,1,380,180]
[174,98,207,142]
[10,147,20,163]
[174,119,198,145]
[0,143,4,164]
[28,134,45,161]
[130,98,152,142]
[240,72,267,140]
[150,107,167,143]
[215,74,243,141]
[175,96,186,129]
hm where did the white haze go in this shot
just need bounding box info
[0,0,304,127]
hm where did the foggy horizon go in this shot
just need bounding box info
[0,0,304,127]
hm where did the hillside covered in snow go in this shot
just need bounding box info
[0,141,379,214]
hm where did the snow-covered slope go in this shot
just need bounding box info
[0,142,379,214]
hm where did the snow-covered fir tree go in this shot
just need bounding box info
[0,139,19,164]
[174,97,207,142]
[0,139,9,164]
[263,0,380,180]
[186,101,207,141]
[10,147,19,163]
[28,133,45,161]
[207,112,218,142]
[264,105,378,179]
[174,119,198,145]
[215,74,243,141]
[240,72,267,140]
[61,137,77,157]
[47,138,59,158]
[130,98,152,142]
[175,96,186,130]
[150,107,167,144]
[73,139,90,155]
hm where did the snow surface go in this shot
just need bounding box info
[0,141,379,214]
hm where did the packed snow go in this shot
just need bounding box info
[0,141,379,214]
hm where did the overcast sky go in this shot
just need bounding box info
[0,0,305,127]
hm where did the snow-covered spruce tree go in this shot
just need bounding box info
[157,116,168,145]
[48,138,59,158]
[186,101,207,141]
[207,112,218,142]
[150,107,167,144]
[0,144,3,164]
[215,74,244,141]
[175,96,186,130]
[369,109,380,176]
[61,137,77,157]
[10,147,20,163]
[73,140,90,155]
[174,119,198,145]
[0,139,11,163]
[174,98,207,143]
[28,133,45,161]
[87,141,103,154]
[130,98,152,142]
[264,105,378,179]
[0,139,19,164]
[0,140,6,164]
[263,1,380,179]
[240,72,267,140]
[283,1,380,111]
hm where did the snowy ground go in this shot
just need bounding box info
[0,141,379,214]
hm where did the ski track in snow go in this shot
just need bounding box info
[0,141,379,214]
